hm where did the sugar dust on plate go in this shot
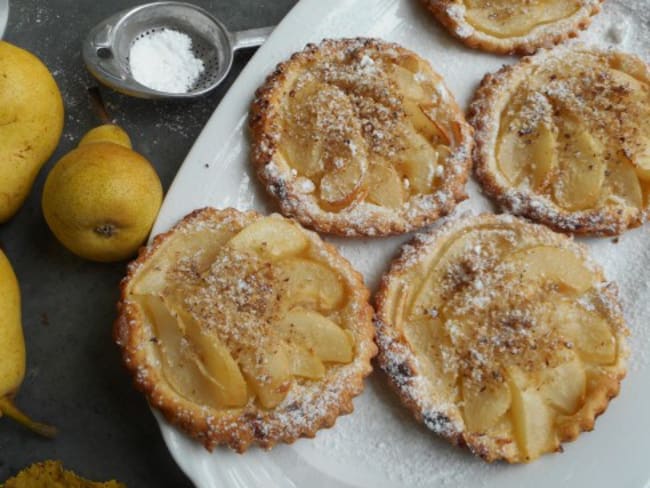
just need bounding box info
[129,28,205,94]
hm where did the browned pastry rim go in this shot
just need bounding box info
[423,0,603,55]
[374,213,629,462]
[115,207,377,452]
[250,37,473,237]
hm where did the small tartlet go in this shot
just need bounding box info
[470,46,650,236]
[250,37,474,237]
[423,0,603,55]
[375,213,628,463]
[115,207,376,452]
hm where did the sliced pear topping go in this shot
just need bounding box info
[553,124,605,211]
[463,0,580,38]
[286,343,326,379]
[399,130,439,194]
[390,64,425,99]
[278,307,353,363]
[410,227,510,317]
[277,257,345,311]
[552,301,617,365]
[462,377,511,433]
[228,216,309,260]
[503,246,595,294]
[132,228,235,295]
[240,343,292,409]
[606,161,643,208]
[403,318,458,395]
[539,356,586,414]
[141,295,239,408]
[507,367,557,461]
[319,155,367,210]
[365,162,405,208]
[165,299,249,408]
[497,120,557,190]
[282,80,327,177]
[280,127,324,177]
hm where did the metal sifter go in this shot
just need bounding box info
[82,1,273,99]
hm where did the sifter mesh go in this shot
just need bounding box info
[107,2,233,95]
[128,26,221,92]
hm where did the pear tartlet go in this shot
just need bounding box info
[115,207,376,452]
[423,0,603,55]
[250,38,474,236]
[375,213,628,463]
[470,47,650,236]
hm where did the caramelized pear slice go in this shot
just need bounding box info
[282,80,326,176]
[503,246,595,294]
[607,161,643,207]
[553,126,605,211]
[403,318,458,394]
[366,162,405,208]
[240,343,292,409]
[278,307,353,363]
[141,295,235,407]
[462,377,512,433]
[277,257,345,311]
[399,130,439,194]
[132,228,235,295]
[464,1,579,38]
[165,299,249,408]
[390,64,425,99]
[497,121,557,189]
[539,356,586,414]
[630,144,650,183]
[286,343,326,379]
[281,128,324,178]
[228,216,309,260]
[552,301,617,365]
[403,100,449,144]
[507,367,557,461]
[410,227,509,317]
[319,152,368,210]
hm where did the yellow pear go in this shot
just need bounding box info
[78,124,132,149]
[0,249,56,437]
[0,41,64,223]
[42,125,163,262]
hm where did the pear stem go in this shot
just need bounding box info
[0,396,57,438]
[88,86,113,125]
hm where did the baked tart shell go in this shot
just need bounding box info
[374,213,629,462]
[115,207,377,452]
[250,37,473,237]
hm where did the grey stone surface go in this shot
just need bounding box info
[0,1,296,486]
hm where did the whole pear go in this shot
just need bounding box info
[0,249,56,437]
[0,41,64,222]
[42,124,163,262]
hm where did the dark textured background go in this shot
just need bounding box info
[0,1,296,486]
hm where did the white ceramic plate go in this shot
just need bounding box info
[0,0,9,39]
[150,1,650,486]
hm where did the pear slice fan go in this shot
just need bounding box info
[375,214,628,463]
